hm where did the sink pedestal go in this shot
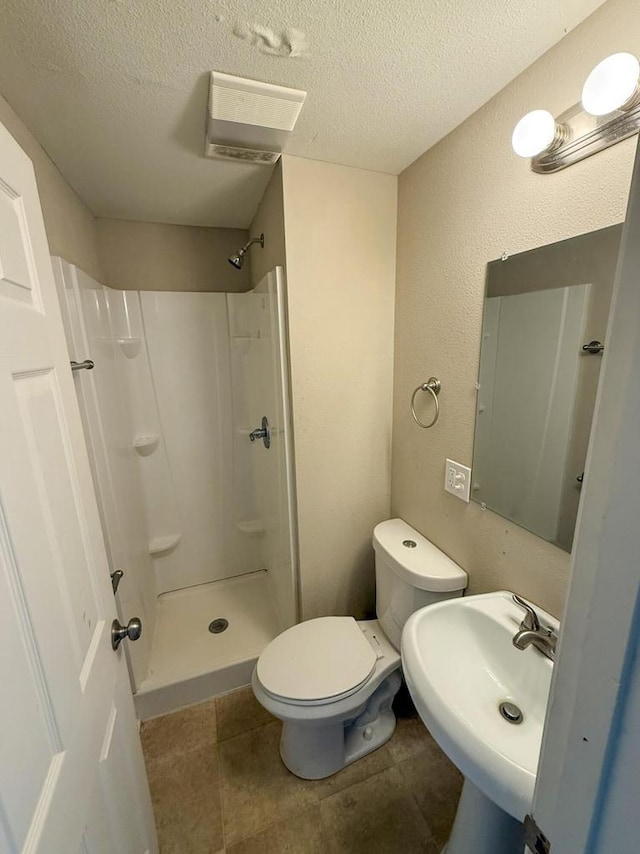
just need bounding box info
[444,779,525,854]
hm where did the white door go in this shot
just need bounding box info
[527,145,640,850]
[0,122,157,852]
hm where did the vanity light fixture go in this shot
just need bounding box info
[512,52,640,173]
[582,52,640,116]
[511,110,566,158]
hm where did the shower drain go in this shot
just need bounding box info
[208,618,229,634]
[499,701,523,724]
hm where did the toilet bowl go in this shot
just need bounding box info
[252,518,468,779]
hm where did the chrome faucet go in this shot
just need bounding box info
[512,594,557,661]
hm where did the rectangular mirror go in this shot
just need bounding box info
[473,224,622,552]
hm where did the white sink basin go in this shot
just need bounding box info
[402,590,558,822]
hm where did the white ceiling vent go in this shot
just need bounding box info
[205,72,306,163]
[206,144,281,164]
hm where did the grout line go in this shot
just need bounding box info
[212,698,219,745]
[218,738,228,851]
[216,718,277,744]
[409,790,440,852]
[224,803,321,849]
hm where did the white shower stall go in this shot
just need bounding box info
[53,258,298,717]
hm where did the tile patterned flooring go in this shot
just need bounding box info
[141,682,462,853]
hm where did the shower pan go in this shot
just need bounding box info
[53,258,298,718]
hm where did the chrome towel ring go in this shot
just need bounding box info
[410,377,442,428]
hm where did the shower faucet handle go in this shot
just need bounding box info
[249,416,271,449]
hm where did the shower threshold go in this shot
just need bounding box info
[134,570,281,719]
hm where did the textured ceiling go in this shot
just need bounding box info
[0,0,605,227]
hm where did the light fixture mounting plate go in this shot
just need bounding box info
[531,100,640,173]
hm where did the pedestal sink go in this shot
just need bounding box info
[401,591,559,854]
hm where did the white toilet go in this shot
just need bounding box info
[252,518,468,779]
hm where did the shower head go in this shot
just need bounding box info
[228,233,264,270]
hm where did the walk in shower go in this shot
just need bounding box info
[53,258,298,717]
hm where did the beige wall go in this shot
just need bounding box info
[96,219,250,292]
[0,91,249,293]
[282,156,397,620]
[250,162,286,284]
[0,92,104,281]
[392,0,638,619]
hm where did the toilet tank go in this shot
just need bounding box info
[373,518,468,650]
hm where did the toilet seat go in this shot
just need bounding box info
[256,616,377,706]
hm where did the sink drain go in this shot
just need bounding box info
[208,618,229,634]
[499,701,523,724]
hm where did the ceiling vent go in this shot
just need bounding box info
[205,71,306,163]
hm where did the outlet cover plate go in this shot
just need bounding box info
[445,458,472,503]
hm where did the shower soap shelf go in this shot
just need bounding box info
[117,337,142,359]
[133,434,160,455]
[235,520,266,537]
[149,534,181,556]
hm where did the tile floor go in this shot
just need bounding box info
[141,682,463,853]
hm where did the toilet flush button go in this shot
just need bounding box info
[363,726,373,741]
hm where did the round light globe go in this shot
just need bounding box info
[582,52,640,117]
[511,110,557,158]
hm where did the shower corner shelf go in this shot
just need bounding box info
[133,434,160,456]
[117,337,142,359]
[149,534,181,556]
[235,519,266,537]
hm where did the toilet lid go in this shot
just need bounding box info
[256,617,377,703]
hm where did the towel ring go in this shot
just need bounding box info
[411,377,441,428]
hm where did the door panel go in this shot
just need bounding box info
[0,497,64,848]
[0,119,156,852]
[14,369,102,664]
[0,176,41,304]
[528,119,640,854]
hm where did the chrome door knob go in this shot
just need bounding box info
[111,616,142,650]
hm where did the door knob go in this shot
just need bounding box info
[111,617,142,650]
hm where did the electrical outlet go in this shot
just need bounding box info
[444,458,472,502]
